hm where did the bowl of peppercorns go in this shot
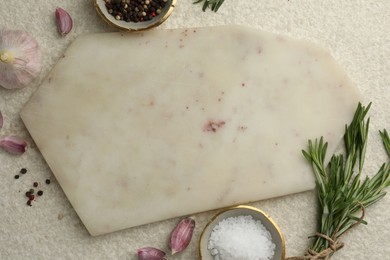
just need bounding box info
[94,0,176,31]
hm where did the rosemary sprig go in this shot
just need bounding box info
[193,0,225,12]
[300,103,390,258]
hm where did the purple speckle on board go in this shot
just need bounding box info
[203,120,225,133]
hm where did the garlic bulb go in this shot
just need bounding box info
[0,30,41,89]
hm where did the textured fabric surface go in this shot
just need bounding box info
[0,1,389,259]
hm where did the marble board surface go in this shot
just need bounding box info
[20,26,360,236]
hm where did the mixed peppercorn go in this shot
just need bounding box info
[104,0,168,23]
[13,167,51,207]
[25,178,50,206]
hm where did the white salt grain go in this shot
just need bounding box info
[208,215,276,260]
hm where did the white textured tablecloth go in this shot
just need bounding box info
[1,1,389,259]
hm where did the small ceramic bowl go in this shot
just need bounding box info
[199,205,285,260]
[94,0,176,31]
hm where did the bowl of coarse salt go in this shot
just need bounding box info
[199,205,285,260]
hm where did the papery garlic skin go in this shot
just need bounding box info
[170,217,196,255]
[0,30,41,89]
[0,135,28,155]
[55,8,73,37]
[137,247,166,260]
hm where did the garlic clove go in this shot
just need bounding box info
[169,217,196,255]
[0,110,3,129]
[137,247,166,260]
[0,135,28,155]
[55,8,73,37]
[0,30,41,89]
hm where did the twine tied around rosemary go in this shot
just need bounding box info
[286,234,343,260]
[286,205,365,260]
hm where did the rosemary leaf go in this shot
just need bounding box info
[193,0,225,12]
[302,102,390,256]
[379,129,390,157]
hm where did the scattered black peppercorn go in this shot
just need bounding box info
[17,169,49,206]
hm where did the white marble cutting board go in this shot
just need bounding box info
[21,26,360,236]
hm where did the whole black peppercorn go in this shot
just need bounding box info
[14,175,20,179]
[33,182,38,187]
[45,179,51,184]
[27,200,32,206]
[20,168,27,174]
[37,190,43,196]
[25,191,31,197]
[29,188,35,194]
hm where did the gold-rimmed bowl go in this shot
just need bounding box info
[199,205,286,260]
[94,0,176,31]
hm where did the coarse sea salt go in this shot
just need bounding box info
[208,215,276,260]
